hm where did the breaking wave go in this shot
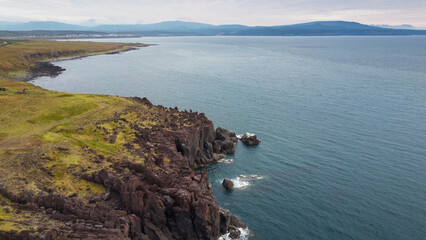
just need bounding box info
[231,174,265,189]
[236,133,256,139]
[219,228,250,240]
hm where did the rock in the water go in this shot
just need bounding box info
[222,178,234,190]
[240,133,261,146]
[229,226,241,239]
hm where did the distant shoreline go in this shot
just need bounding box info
[18,44,150,82]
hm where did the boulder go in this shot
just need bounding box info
[240,133,261,146]
[222,179,234,190]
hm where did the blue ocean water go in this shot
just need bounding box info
[33,36,426,240]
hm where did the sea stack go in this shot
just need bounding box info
[222,178,234,190]
[240,132,261,146]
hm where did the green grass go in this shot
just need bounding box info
[0,79,152,198]
[0,40,145,79]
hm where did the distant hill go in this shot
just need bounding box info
[0,21,88,31]
[91,21,216,33]
[0,20,425,36]
[230,21,426,36]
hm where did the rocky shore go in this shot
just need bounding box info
[0,91,245,239]
[0,40,147,82]
[16,46,147,82]
[0,40,246,239]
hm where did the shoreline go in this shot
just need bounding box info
[0,40,247,239]
[15,44,151,82]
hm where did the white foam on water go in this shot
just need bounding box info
[218,158,234,164]
[237,132,256,139]
[219,228,250,240]
[221,174,265,189]
[232,178,250,189]
[239,174,264,181]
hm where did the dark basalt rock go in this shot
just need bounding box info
[0,98,246,240]
[240,133,261,146]
[29,62,66,78]
[222,178,234,190]
[216,127,238,143]
[231,215,247,229]
[209,128,238,155]
[218,209,246,238]
[221,140,235,154]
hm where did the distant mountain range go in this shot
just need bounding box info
[0,20,425,36]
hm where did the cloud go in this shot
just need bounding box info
[0,0,425,27]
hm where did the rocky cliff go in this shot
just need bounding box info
[0,81,245,240]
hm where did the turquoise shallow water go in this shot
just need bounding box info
[33,36,426,240]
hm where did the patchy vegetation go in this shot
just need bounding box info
[0,78,201,237]
[0,40,145,80]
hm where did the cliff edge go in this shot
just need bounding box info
[0,80,245,239]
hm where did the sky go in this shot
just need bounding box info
[0,0,425,28]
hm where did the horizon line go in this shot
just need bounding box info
[1,19,425,29]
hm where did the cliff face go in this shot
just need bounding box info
[0,80,244,240]
[79,102,242,240]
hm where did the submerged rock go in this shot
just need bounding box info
[240,133,261,146]
[222,178,234,190]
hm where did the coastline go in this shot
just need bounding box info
[16,45,151,82]
[0,40,247,239]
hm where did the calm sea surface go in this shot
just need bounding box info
[33,36,426,240]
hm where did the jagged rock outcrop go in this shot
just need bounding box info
[215,128,238,143]
[240,133,261,146]
[0,97,244,240]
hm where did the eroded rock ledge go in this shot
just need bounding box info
[0,95,244,240]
